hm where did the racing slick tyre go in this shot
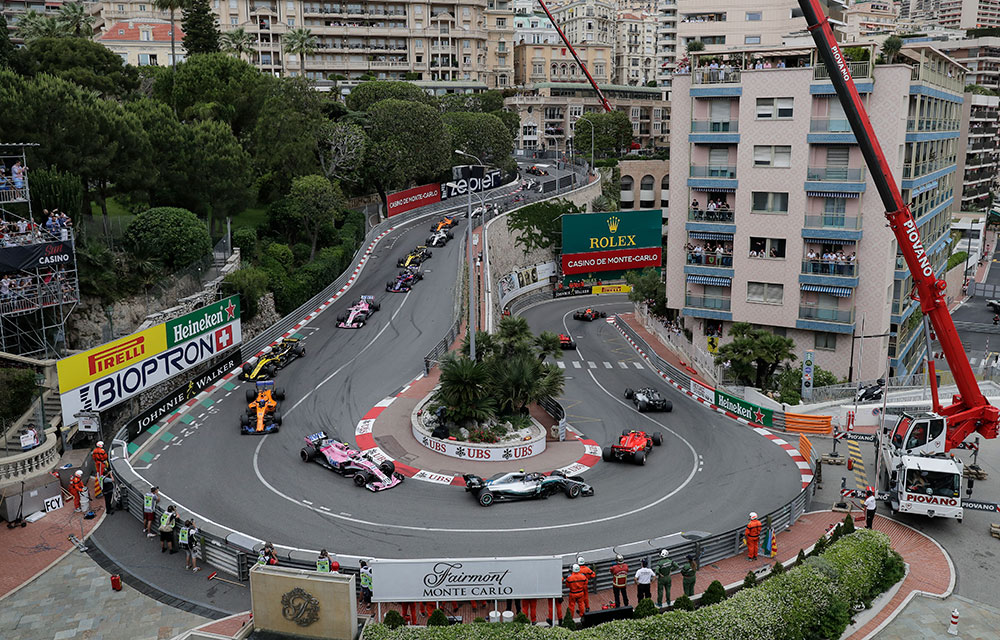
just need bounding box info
[415,273,424,281]
[652,432,663,446]
[602,447,613,462]
[273,411,282,426]
[300,448,316,462]
[246,389,255,403]
[240,414,250,427]
[624,388,635,399]
[358,321,365,327]
[241,363,253,380]
[426,250,432,258]
[637,401,648,412]
[266,365,277,378]
[567,484,582,499]
[446,231,454,239]
[353,472,371,488]
[294,346,305,357]
[274,388,286,401]
[599,311,607,318]
[379,460,396,477]
[478,490,495,507]
[663,401,673,412]
[373,303,380,312]
[386,282,393,291]
[622,429,629,437]
[633,451,646,466]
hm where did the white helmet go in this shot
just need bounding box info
[749,512,758,519]
[572,564,581,573]
[75,470,82,476]
[96,441,104,448]
[577,556,585,564]
[616,554,624,562]
[660,549,669,558]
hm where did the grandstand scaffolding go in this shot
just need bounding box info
[0,142,79,358]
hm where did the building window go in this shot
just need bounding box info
[753,145,791,167]
[532,63,543,75]
[463,39,470,49]
[748,237,786,259]
[287,1,294,10]
[569,105,583,118]
[117,3,125,10]
[745,35,761,45]
[747,282,783,304]
[231,17,238,24]
[751,191,789,213]
[288,18,294,25]
[138,4,146,11]
[140,29,152,41]
[415,39,423,49]
[746,11,762,20]
[815,332,837,351]
[496,17,506,26]
[498,74,508,86]
[630,107,640,119]
[756,97,794,119]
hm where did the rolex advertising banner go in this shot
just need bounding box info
[58,297,241,425]
[369,557,563,602]
[714,389,773,427]
[561,210,663,276]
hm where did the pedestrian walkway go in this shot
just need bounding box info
[617,312,710,386]
[555,359,644,370]
[871,593,1000,640]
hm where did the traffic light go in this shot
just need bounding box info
[801,350,815,399]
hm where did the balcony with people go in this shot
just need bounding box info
[0,159,29,205]
[687,195,734,223]
[685,236,733,268]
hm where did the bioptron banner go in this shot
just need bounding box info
[560,210,662,276]
[58,296,241,425]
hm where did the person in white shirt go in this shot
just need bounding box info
[635,558,655,601]
[864,489,877,529]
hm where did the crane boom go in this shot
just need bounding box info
[536,0,612,113]
[797,0,998,450]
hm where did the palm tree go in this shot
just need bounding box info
[496,315,533,356]
[283,27,317,77]
[220,26,254,61]
[881,35,902,65]
[57,1,94,37]
[154,0,187,69]
[433,353,495,426]
[534,331,562,361]
[461,330,496,361]
[16,11,70,41]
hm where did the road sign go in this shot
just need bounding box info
[801,350,815,400]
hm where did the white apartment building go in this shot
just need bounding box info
[513,7,559,45]
[655,0,678,87]
[956,92,1000,210]
[549,0,616,46]
[937,0,1000,30]
[615,10,658,85]
[842,0,898,44]
[667,44,965,380]
[675,0,848,53]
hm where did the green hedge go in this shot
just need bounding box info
[362,530,898,640]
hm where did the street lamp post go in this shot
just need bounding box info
[576,118,595,175]
[455,150,484,361]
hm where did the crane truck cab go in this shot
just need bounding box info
[879,412,963,521]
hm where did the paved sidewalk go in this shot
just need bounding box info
[872,593,1000,640]
[618,312,710,386]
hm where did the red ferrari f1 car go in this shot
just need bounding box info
[602,429,662,465]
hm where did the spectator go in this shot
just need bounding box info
[11,160,26,191]
[180,519,201,571]
[359,560,373,610]
[635,558,655,602]
[159,505,178,554]
[143,486,161,537]
[102,473,116,515]
[691,198,699,210]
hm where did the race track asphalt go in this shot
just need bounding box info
[135,198,801,561]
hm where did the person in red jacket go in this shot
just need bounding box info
[564,564,588,619]
[401,602,418,624]
[744,511,762,560]
[91,441,108,477]
[68,470,86,512]
[576,556,596,612]
[609,554,629,608]
[521,598,537,624]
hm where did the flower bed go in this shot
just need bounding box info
[362,528,901,640]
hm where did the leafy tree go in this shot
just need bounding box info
[317,121,366,181]
[251,77,326,199]
[0,15,15,69]
[742,571,757,590]
[426,609,449,626]
[881,35,902,64]
[491,109,519,139]
[17,37,139,98]
[362,98,450,209]
[507,198,582,254]
[633,598,658,618]
[283,27,317,76]
[123,207,211,270]
[672,595,695,611]
[432,353,496,426]
[776,364,839,404]
[686,40,705,53]
[123,98,189,206]
[158,53,270,140]
[57,1,94,37]
[713,322,797,389]
[15,11,71,42]
[28,167,85,219]
[154,0,189,68]
[220,26,254,61]
[444,111,515,174]
[231,227,258,259]
[345,80,436,111]
[289,175,346,259]
[625,267,664,304]
[770,560,785,576]
[560,606,576,630]
[701,580,727,606]
[534,331,562,361]
[382,609,405,629]
[181,119,255,231]
[182,0,220,55]
[841,513,856,535]
[576,111,633,158]
[0,368,38,423]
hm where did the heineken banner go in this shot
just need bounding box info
[714,389,773,427]
[58,297,242,425]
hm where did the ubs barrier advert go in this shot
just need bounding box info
[370,557,563,602]
[386,183,442,217]
[412,420,546,461]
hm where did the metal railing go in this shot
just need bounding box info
[814,60,871,80]
[906,117,960,132]
[806,166,865,182]
[809,118,853,133]
[689,164,736,179]
[690,119,738,133]
[902,157,956,179]
[803,214,863,230]
[685,294,731,310]
[799,304,855,324]
[688,208,734,223]
[800,260,858,277]
[691,68,740,84]
[686,251,733,267]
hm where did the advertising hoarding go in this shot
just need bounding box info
[561,247,661,275]
[57,297,241,425]
[370,557,563,602]
[561,210,662,255]
[591,284,633,294]
[714,389,773,427]
[497,261,557,308]
[441,167,503,200]
[0,240,75,272]
[386,183,442,217]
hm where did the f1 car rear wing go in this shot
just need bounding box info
[463,474,485,491]
[305,431,328,445]
[255,380,275,390]
[360,295,374,303]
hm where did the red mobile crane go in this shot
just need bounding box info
[798,0,997,519]
[536,0,612,113]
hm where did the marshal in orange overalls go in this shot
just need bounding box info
[564,570,588,618]
[744,517,762,560]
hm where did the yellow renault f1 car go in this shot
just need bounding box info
[239,337,305,381]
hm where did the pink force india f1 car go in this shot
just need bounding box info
[337,295,380,328]
[300,431,404,491]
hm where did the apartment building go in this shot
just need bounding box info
[935,37,1000,92]
[98,20,184,66]
[956,92,1000,210]
[548,0,616,46]
[841,0,898,44]
[655,0,678,87]
[615,10,658,86]
[675,0,848,53]
[667,44,964,380]
[91,0,509,88]
[513,9,559,45]
[937,0,1000,30]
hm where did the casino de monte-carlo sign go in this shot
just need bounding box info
[369,557,563,602]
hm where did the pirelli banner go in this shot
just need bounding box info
[58,296,242,426]
[560,210,662,276]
